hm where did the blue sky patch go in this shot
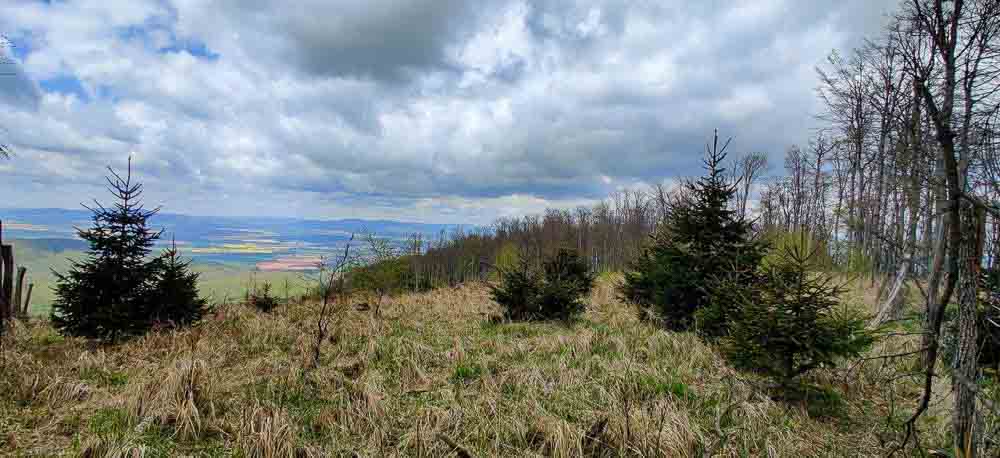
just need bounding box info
[160,40,220,60]
[40,75,89,102]
[193,41,220,60]
[115,21,220,61]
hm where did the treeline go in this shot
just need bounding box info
[759,0,1000,307]
[754,3,1000,452]
[401,188,681,287]
[397,153,774,289]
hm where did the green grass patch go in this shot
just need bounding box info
[452,362,484,383]
[79,368,129,387]
[37,331,65,346]
[635,374,696,402]
[88,408,131,435]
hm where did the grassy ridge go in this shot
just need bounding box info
[0,276,942,456]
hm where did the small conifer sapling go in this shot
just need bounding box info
[723,245,874,395]
[151,237,207,327]
[51,158,163,343]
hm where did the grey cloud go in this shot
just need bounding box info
[0,53,40,111]
[281,0,475,81]
[2,0,902,222]
[175,0,502,83]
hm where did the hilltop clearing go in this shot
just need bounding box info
[0,276,939,457]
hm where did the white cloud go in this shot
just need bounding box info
[0,0,897,223]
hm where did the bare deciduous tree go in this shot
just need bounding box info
[306,234,354,376]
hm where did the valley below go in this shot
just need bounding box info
[1,208,456,314]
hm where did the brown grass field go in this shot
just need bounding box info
[0,275,948,457]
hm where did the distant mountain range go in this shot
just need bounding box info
[0,207,466,269]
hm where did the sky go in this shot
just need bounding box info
[0,0,897,224]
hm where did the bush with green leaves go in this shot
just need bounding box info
[722,245,874,394]
[490,256,537,319]
[536,249,595,319]
[695,230,832,339]
[348,233,410,316]
[695,265,763,340]
[490,248,594,321]
[351,258,407,316]
[621,135,766,334]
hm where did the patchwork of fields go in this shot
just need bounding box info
[1,208,460,314]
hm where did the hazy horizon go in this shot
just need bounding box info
[0,204,474,226]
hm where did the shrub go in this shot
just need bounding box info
[490,248,593,322]
[491,257,542,321]
[149,239,208,327]
[543,249,594,294]
[248,282,279,313]
[349,232,410,316]
[722,244,874,395]
[351,259,406,317]
[621,135,766,333]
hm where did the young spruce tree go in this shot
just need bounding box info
[491,248,593,321]
[152,237,208,326]
[52,158,164,343]
[723,244,873,395]
[621,132,766,334]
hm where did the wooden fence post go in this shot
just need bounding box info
[0,219,30,321]
[0,219,9,329]
[1,249,11,318]
[13,267,25,318]
[23,283,33,316]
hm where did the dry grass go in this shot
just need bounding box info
[0,275,949,456]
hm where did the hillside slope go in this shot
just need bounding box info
[0,277,939,456]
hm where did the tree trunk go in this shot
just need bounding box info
[874,261,910,326]
[953,205,984,458]
[922,215,950,370]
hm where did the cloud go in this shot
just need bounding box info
[0,0,898,224]
[171,0,501,83]
[0,35,41,111]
